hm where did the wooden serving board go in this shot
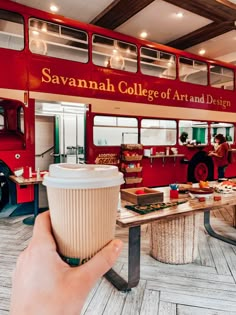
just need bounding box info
[125,199,188,215]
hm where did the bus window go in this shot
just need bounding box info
[179,120,208,145]
[92,34,137,73]
[140,47,176,79]
[93,116,138,145]
[29,18,88,62]
[0,106,4,130]
[141,119,176,145]
[179,57,207,86]
[17,106,24,134]
[210,122,234,144]
[0,10,24,51]
[210,65,234,90]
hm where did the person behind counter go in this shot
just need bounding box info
[208,134,229,179]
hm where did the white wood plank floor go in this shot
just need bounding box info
[0,207,235,315]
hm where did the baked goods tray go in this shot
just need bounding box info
[125,199,188,215]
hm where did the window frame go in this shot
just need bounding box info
[28,17,89,63]
[141,118,177,146]
[0,9,24,51]
[140,46,176,80]
[179,56,208,86]
[93,115,138,146]
[92,34,138,73]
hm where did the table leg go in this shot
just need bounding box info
[204,210,236,246]
[23,184,39,226]
[105,225,141,292]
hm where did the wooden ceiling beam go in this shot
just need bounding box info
[90,0,155,29]
[90,0,236,52]
[167,21,235,49]
[216,0,236,10]
[164,0,236,21]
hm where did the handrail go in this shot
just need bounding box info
[35,146,54,158]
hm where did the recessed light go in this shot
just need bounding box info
[140,31,148,39]
[176,12,183,18]
[32,30,39,36]
[41,23,47,32]
[199,49,206,55]
[50,4,59,12]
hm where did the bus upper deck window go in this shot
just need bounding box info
[92,34,137,73]
[29,18,88,63]
[210,65,234,90]
[140,47,176,79]
[0,10,24,51]
[179,57,207,86]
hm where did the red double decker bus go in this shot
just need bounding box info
[0,0,235,212]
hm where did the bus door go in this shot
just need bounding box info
[35,102,86,165]
[57,104,86,164]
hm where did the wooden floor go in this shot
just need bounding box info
[0,207,236,315]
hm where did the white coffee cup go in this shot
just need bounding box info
[43,163,124,265]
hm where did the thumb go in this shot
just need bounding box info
[73,239,123,287]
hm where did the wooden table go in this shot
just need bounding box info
[9,175,44,225]
[105,187,236,292]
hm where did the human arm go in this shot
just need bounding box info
[208,151,222,158]
[208,144,227,159]
[10,211,123,315]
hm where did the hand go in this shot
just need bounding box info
[10,211,123,315]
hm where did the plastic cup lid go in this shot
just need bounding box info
[43,163,124,189]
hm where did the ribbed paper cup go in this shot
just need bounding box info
[43,164,124,265]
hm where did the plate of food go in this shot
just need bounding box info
[188,187,214,198]
[214,180,236,193]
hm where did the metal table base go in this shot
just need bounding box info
[204,210,236,246]
[105,226,141,292]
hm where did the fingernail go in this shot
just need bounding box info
[112,239,123,253]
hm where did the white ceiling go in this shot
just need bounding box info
[187,30,236,63]
[116,1,212,43]
[13,0,236,64]
[13,0,115,23]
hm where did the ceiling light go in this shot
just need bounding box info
[176,12,183,18]
[41,23,47,32]
[199,49,206,55]
[140,31,148,39]
[50,4,59,12]
[32,30,39,36]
